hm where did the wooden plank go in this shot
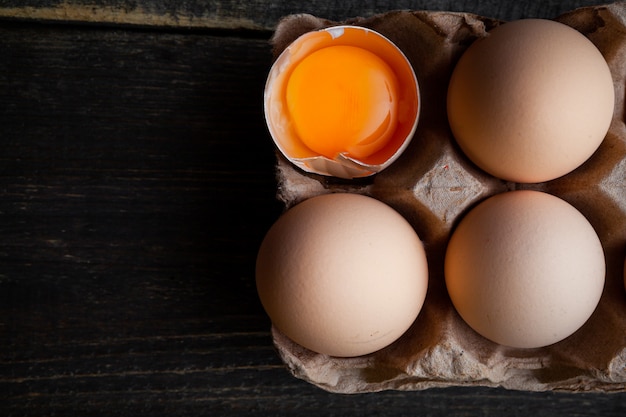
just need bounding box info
[0,8,284,344]
[0,18,298,413]
[0,21,282,412]
[0,0,611,31]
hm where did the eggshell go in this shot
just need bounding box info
[447,19,615,183]
[264,25,420,179]
[444,190,605,349]
[255,193,428,357]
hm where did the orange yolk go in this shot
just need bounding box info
[285,45,399,160]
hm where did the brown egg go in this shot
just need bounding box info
[447,19,614,183]
[444,190,605,348]
[256,193,428,357]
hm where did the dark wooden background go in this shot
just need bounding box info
[1,1,624,415]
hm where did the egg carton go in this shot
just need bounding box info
[267,2,626,393]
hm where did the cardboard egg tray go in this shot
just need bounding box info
[267,3,626,393]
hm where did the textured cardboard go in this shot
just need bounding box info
[268,3,626,393]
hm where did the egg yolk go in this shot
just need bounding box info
[285,45,399,160]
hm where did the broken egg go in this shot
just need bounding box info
[264,25,420,178]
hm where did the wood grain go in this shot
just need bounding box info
[0,0,610,30]
[0,21,283,413]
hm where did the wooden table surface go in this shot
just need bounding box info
[1,1,624,415]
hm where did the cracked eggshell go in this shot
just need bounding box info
[264,25,420,179]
